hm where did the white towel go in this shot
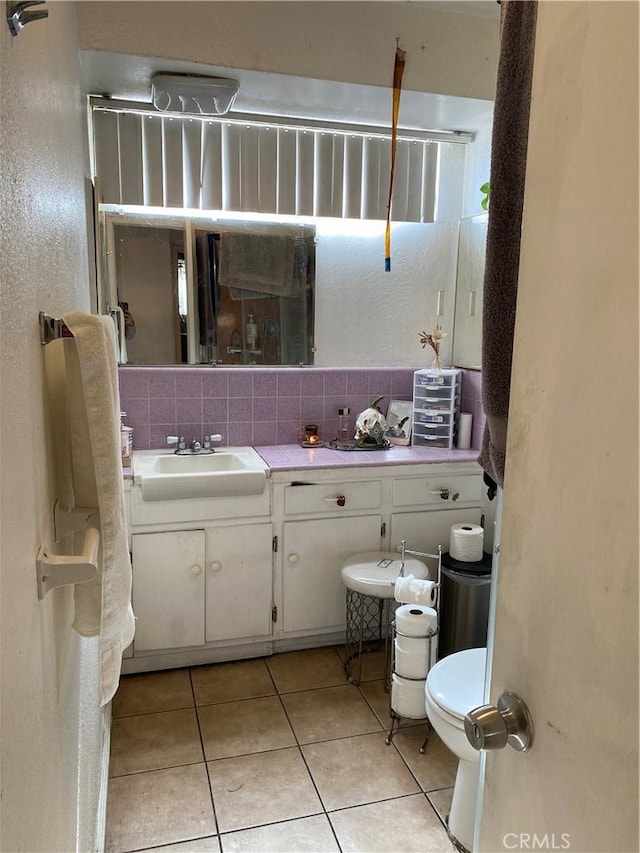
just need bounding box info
[63,311,135,706]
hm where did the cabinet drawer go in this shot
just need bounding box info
[284,481,382,515]
[393,475,481,508]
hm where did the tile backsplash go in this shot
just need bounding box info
[119,366,484,450]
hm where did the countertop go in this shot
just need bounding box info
[256,444,480,473]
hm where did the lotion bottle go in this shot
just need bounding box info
[246,314,258,351]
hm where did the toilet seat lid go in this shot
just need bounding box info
[427,647,487,720]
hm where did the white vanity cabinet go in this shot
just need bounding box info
[389,471,484,565]
[131,521,274,655]
[132,529,206,652]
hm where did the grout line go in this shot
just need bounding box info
[110,758,207,780]
[189,667,222,840]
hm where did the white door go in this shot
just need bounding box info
[477,4,638,851]
[205,523,273,642]
[132,530,206,651]
[282,514,382,633]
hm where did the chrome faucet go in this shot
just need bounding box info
[167,434,223,455]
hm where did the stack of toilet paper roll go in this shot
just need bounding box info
[391,604,438,719]
[449,522,484,562]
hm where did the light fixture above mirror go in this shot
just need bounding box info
[151,73,239,115]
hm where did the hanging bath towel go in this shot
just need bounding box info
[63,311,135,706]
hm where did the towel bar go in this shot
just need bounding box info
[40,312,73,345]
[36,513,100,600]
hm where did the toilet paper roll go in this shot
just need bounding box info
[394,637,429,679]
[450,523,484,562]
[394,575,437,606]
[457,412,473,450]
[391,673,427,719]
[395,604,437,638]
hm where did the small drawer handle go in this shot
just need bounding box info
[325,494,346,507]
[190,565,202,576]
[209,561,222,572]
[288,554,299,564]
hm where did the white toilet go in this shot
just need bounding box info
[425,647,487,853]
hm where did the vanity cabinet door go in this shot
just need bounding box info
[132,530,206,652]
[389,507,483,573]
[282,514,382,633]
[205,523,273,643]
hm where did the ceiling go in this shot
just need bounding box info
[80,49,494,134]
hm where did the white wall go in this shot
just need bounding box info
[76,1,500,101]
[481,2,638,850]
[0,3,101,850]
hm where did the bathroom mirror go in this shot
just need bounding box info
[102,213,315,366]
[451,213,487,370]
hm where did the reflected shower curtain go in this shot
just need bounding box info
[196,233,220,348]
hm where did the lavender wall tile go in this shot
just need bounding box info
[150,397,176,425]
[277,397,301,422]
[368,369,393,400]
[148,370,176,399]
[252,421,277,446]
[300,397,323,422]
[346,370,369,395]
[300,371,324,396]
[253,397,277,421]
[125,398,150,426]
[324,369,348,397]
[228,422,253,446]
[349,396,373,418]
[178,423,202,442]
[202,370,229,398]
[131,425,150,450]
[150,424,176,449]
[203,398,228,424]
[277,370,301,397]
[323,395,345,423]
[177,397,203,426]
[253,371,277,397]
[120,368,149,399]
[391,370,415,398]
[228,370,253,397]
[178,369,203,398]
[277,421,301,444]
[229,397,252,421]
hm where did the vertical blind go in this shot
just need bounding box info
[93,108,438,222]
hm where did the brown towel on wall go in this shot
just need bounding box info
[478,0,538,487]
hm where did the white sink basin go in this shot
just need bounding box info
[133,447,269,501]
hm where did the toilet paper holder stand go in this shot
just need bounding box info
[385,540,442,752]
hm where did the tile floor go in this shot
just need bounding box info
[106,646,457,853]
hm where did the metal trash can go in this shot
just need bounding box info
[438,551,492,659]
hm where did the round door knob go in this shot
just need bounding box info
[190,565,202,576]
[288,554,299,564]
[209,561,222,572]
[464,691,534,753]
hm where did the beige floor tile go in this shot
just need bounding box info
[329,794,455,852]
[191,659,275,706]
[427,787,454,824]
[110,709,203,777]
[358,679,424,730]
[220,815,339,853]
[281,684,382,744]
[105,763,215,853]
[112,669,194,718]
[392,727,458,792]
[198,696,295,760]
[145,838,220,852]
[302,731,419,811]
[338,645,388,683]
[266,647,348,693]
[207,747,322,833]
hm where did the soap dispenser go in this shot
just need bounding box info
[246,314,257,351]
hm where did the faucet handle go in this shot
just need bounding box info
[203,434,223,450]
[167,435,186,450]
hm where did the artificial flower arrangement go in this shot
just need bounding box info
[419,324,446,370]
